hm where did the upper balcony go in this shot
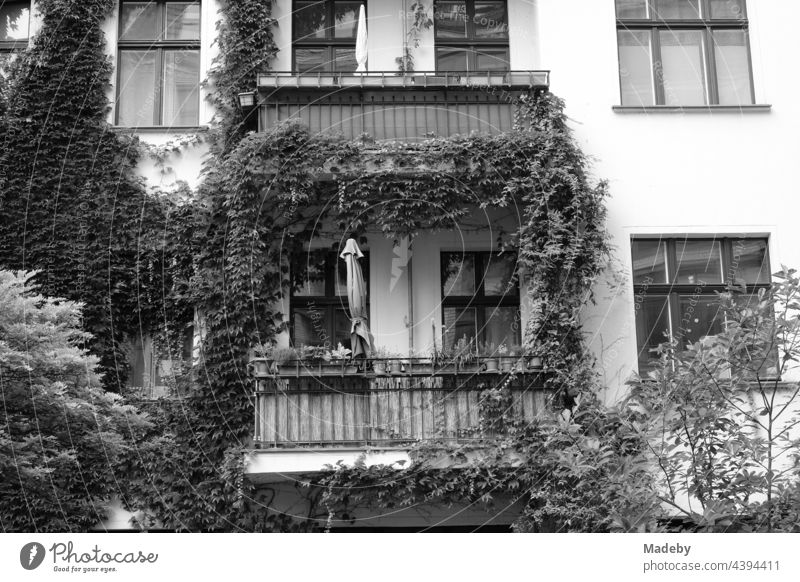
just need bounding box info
[254,70,550,141]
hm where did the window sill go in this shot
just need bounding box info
[613,104,772,114]
[111,125,209,134]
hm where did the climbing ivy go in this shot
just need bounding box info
[0,0,195,391]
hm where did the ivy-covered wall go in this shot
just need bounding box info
[0,0,196,391]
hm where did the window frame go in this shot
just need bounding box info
[0,0,30,78]
[433,0,510,72]
[290,250,370,349]
[631,236,771,370]
[616,0,755,106]
[115,0,201,127]
[440,251,520,349]
[291,0,362,73]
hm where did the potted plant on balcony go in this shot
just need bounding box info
[453,336,480,375]
[479,342,499,372]
[270,346,298,374]
[251,342,272,375]
[330,343,355,374]
[371,346,395,375]
[526,342,544,370]
[498,343,514,372]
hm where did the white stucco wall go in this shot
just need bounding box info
[532,0,799,399]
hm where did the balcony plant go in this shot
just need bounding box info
[330,343,357,374]
[251,342,272,375]
[371,346,396,375]
[453,336,480,375]
[270,346,298,374]
[479,342,499,372]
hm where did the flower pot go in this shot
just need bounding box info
[373,361,387,375]
[484,358,499,372]
[528,356,543,369]
[500,357,514,373]
[390,361,403,375]
[345,365,359,374]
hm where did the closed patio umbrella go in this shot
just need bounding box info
[355,4,368,73]
[340,238,373,359]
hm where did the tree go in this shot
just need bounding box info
[0,270,151,531]
[626,269,800,531]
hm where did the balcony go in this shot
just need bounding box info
[255,70,550,141]
[252,357,549,448]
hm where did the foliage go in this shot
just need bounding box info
[626,271,800,532]
[206,0,277,153]
[0,0,197,391]
[317,393,660,533]
[396,2,434,73]
[0,271,152,531]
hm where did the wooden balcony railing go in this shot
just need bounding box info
[255,70,550,142]
[253,358,549,447]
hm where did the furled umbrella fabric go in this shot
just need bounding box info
[355,4,368,73]
[340,238,373,359]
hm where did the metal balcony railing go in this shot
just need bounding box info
[255,70,550,141]
[252,357,549,447]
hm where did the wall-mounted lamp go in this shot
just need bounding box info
[237,91,257,109]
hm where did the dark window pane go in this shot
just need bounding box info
[294,1,327,40]
[475,48,510,71]
[483,307,520,347]
[709,0,746,19]
[444,307,477,349]
[165,2,201,40]
[484,253,517,296]
[442,253,476,296]
[294,251,327,296]
[653,0,701,19]
[730,239,770,285]
[675,240,723,284]
[294,308,327,347]
[659,29,707,106]
[120,2,159,41]
[333,47,357,71]
[295,47,327,72]
[616,0,647,19]
[436,47,468,71]
[631,240,668,284]
[0,2,29,41]
[333,1,360,38]
[117,50,156,126]
[635,294,671,369]
[676,295,723,346]
[618,30,655,106]
[162,49,199,126]
[474,1,508,39]
[435,1,468,38]
[713,29,753,105]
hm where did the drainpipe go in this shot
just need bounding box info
[407,238,414,354]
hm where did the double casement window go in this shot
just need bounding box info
[632,237,771,370]
[291,250,369,350]
[616,0,754,106]
[434,0,509,71]
[441,252,519,350]
[116,1,201,127]
[293,1,360,73]
[0,1,29,78]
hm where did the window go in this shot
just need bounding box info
[0,1,29,78]
[116,1,200,127]
[291,250,369,350]
[441,252,519,350]
[434,0,509,71]
[616,0,754,106]
[632,237,771,370]
[293,1,360,73]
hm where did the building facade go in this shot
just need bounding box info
[5,0,795,530]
